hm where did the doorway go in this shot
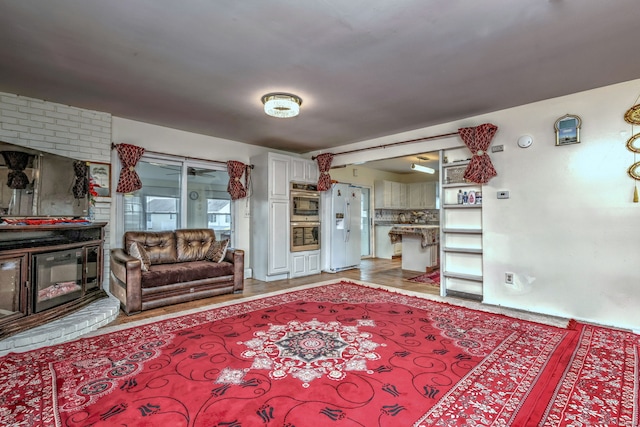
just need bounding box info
[359,186,372,258]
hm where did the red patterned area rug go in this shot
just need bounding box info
[0,281,637,426]
[408,270,440,287]
[532,322,640,427]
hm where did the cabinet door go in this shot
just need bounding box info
[307,251,320,274]
[407,182,436,209]
[305,160,319,183]
[374,226,394,259]
[269,201,290,274]
[391,182,406,208]
[424,182,436,209]
[269,154,290,199]
[291,159,319,184]
[291,253,306,276]
[374,181,386,208]
[0,255,27,325]
[290,158,306,182]
[407,183,422,209]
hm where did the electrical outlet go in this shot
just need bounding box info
[491,145,504,152]
[505,272,514,284]
[497,191,510,199]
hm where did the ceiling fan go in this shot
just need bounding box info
[166,167,218,177]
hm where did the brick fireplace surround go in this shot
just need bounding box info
[0,296,120,357]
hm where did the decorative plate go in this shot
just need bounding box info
[626,133,640,153]
[624,104,640,124]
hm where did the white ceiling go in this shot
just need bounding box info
[1,1,640,159]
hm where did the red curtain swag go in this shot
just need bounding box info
[315,153,335,191]
[114,143,145,193]
[227,160,250,200]
[458,123,498,184]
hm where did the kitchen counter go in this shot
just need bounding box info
[388,225,440,272]
[388,225,439,248]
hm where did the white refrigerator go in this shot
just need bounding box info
[322,183,362,272]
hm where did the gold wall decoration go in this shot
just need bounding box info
[624,102,640,202]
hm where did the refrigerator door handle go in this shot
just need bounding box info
[344,199,350,242]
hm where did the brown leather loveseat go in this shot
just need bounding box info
[110,229,244,315]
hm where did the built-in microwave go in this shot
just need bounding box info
[290,183,320,222]
[290,222,320,252]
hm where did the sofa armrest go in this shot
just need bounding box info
[226,248,244,293]
[109,248,143,314]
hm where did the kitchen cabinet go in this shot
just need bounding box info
[407,182,436,209]
[374,181,392,208]
[376,180,434,209]
[251,152,291,281]
[374,225,394,259]
[374,180,407,209]
[269,153,291,200]
[390,181,406,207]
[440,154,483,301]
[291,158,319,184]
[290,250,321,278]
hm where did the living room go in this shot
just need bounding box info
[1,2,639,424]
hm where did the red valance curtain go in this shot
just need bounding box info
[227,160,249,200]
[315,153,334,191]
[458,123,498,184]
[114,143,145,193]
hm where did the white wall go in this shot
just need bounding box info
[111,117,276,272]
[311,79,640,331]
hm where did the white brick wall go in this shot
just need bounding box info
[0,91,113,289]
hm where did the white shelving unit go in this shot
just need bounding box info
[439,152,483,301]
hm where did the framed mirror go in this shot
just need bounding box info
[0,141,89,217]
[555,114,581,146]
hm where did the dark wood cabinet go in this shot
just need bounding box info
[0,222,107,339]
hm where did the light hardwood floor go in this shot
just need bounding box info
[110,258,439,326]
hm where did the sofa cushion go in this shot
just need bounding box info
[205,238,229,263]
[175,229,216,262]
[129,242,151,271]
[141,260,234,289]
[125,231,177,265]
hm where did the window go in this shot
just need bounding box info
[119,156,232,242]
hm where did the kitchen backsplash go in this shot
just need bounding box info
[374,209,439,224]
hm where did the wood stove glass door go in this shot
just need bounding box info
[33,249,83,313]
[0,254,26,324]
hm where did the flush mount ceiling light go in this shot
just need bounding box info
[411,155,435,174]
[261,93,302,118]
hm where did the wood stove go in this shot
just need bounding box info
[0,222,106,339]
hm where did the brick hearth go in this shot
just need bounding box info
[0,296,120,357]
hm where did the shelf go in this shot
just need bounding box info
[442,271,483,282]
[442,182,477,188]
[445,289,483,302]
[440,149,483,301]
[442,204,482,209]
[442,160,470,168]
[442,228,482,234]
[443,247,483,254]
